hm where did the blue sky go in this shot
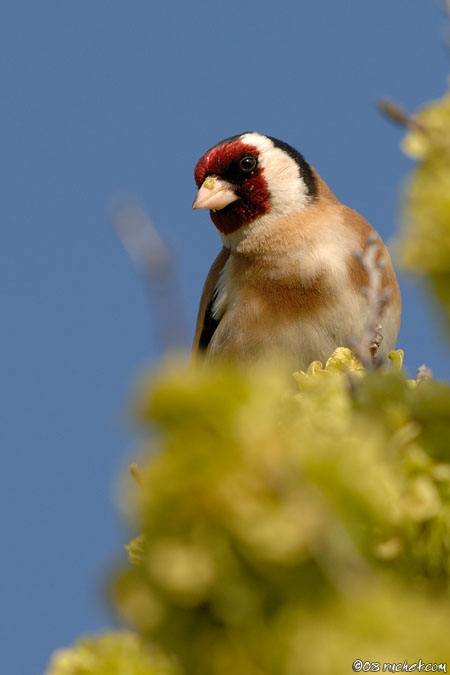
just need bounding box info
[1,2,449,673]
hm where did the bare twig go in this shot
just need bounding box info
[111,196,189,354]
[368,323,383,361]
[444,0,450,50]
[129,462,142,484]
[377,98,426,133]
[350,234,391,369]
[416,364,433,383]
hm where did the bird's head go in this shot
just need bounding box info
[193,132,317,235]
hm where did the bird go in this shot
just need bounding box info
[191,132,401,370]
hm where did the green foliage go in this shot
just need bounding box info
[45,631,179,675]
[110,350,450,674]
[397,89,450,322]
[47,79,450,675]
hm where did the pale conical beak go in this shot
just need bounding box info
[192,176,239,211]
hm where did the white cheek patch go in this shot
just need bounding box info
[220,133,313,250]
[240,133,309,219]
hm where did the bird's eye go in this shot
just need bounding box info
[239,155,257,172]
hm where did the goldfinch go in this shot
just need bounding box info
[192,132,401,369]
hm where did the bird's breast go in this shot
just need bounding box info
[207,249,368,369]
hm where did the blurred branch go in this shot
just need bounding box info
[351,234,391,369]
[111,196,189,354]
[416,364,433,383]
[445,0,450,49]
[377,98,426,133]
[129,462,143,484]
